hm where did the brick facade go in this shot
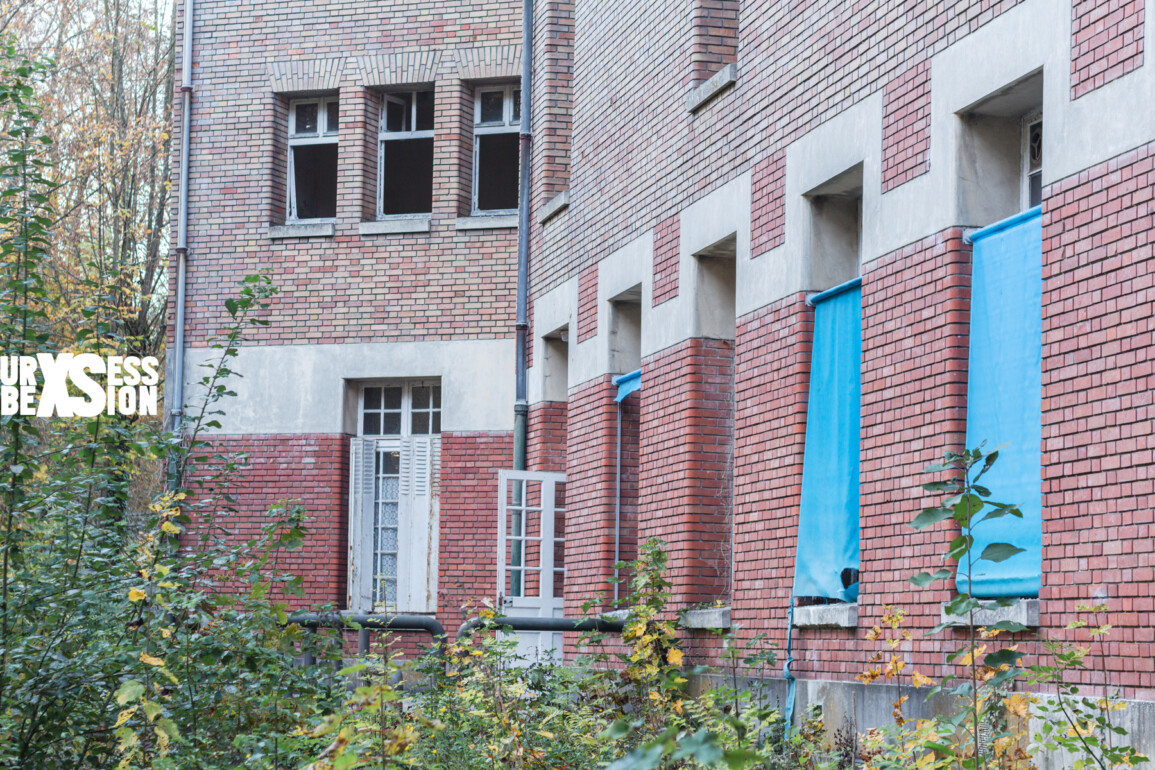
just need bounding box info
[881,60,932,193]
[1071,0,1145,99]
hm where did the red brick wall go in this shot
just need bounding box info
[689,0,740,85]
[528,401,568,473]
[881,60,932,193]
[639,339,734,608]
[1071,0,1145,99]
[652,214,681,307]
[576,263,599,342]
[532,0,575,205]
[731,296,811,652]
[439,432,514,635]
[751,150,785,257]
[183,434,350,607]
[1042,143,1155,698]
[563,377,619,614]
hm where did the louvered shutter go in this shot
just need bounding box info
[347,437,377,611]
[398,436,440,612]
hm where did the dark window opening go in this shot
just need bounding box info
[382,138,433,215]
[293,144,338,219]
[476,133,519,212]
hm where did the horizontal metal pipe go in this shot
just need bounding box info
[456,615,626,643]
[289,611,448,656]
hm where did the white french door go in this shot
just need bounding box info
[496,470,566,661]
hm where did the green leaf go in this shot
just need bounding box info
[947,535,973,561]
[983,647,1025,667]
[912,506,953,530]
[722,749,763,769]
[910,568,952,587]
[980,542,1026,563]
[142,699,163,721]
[116,680,145,705]
[989,620,1029,633]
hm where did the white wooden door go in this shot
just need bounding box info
[497,470,566,662]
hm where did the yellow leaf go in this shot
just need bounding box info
[115,706,138,727]
[865,626,882,641]
[140,653,164,667]
[128,587,147,603]
[910,671,934,688]
[666,649,684,666]
[160,521,181,535]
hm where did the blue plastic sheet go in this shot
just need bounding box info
[961,207,1043,598]
[793,279,862,602]
[613,369,641,402]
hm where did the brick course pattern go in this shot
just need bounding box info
[530,0,1026,298]
[651,214,680,306]
[576,262,598,342]
[1070,0,1145,99]
[170,0,522,349]
[528,401,568,473]
[881,60,932,193]
[750,150,785,257]
[688,0,740,86]
[639,339,734,608]
[1042,143,1155,698]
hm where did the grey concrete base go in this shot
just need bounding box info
[269,222,336,239]
[793,603,858,628]
[687,63,737,113]
[359,216,430,235]
[681,606,731,630]
[684,673,1154,765]
[941,598,1040,627]
[538,190,570,224]
[455,214,518,230]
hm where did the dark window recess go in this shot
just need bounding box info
[293,144,338,219]
[476,133,519,211]
[382,138,433,215]
[415,91,434,131]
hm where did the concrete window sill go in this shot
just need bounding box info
[269,222,336,239]
[359,216,431,235]
[681,606,731,630]
[792,603,857,628]
[538,190,570,224]
[455,214,518,230]
[600,609,632,622]
[940,598,1040,628]
[687,63,737,113]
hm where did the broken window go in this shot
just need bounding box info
[379,90,435,217]
[348,381,441,613]
[288,97,339,221]
[473,84,520,214]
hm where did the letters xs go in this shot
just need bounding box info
[0,354,160,417]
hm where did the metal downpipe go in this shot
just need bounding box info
[169,0,194,489]
[513,0,533,472]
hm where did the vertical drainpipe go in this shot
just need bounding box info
[169,0,194,489]
[513,0,534,472]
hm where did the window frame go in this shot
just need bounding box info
[356,379,442,439]
[1021,111,1042,211]
[287,96,340,223]
[471,83,521,216]
[377,89,436,220]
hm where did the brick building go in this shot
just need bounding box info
[172,0,1155,742]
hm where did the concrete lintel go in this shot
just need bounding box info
[687,63,737,113]
[538,190,570,224]
[792,603,858,628]
[940,598,1040,628]
[455,214,518,230]
[269,222,336,239]
[359,216,431,235]
[681,606,732,630]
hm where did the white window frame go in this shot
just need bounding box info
[287,96,340,223]
[1021,111,1042,211]
[472,83,520,216]
[348,381,441,614]
[377,90,436,220]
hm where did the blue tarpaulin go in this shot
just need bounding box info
[793,278,862,602]
[962,207,1043,598]
[613,369,641,402]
